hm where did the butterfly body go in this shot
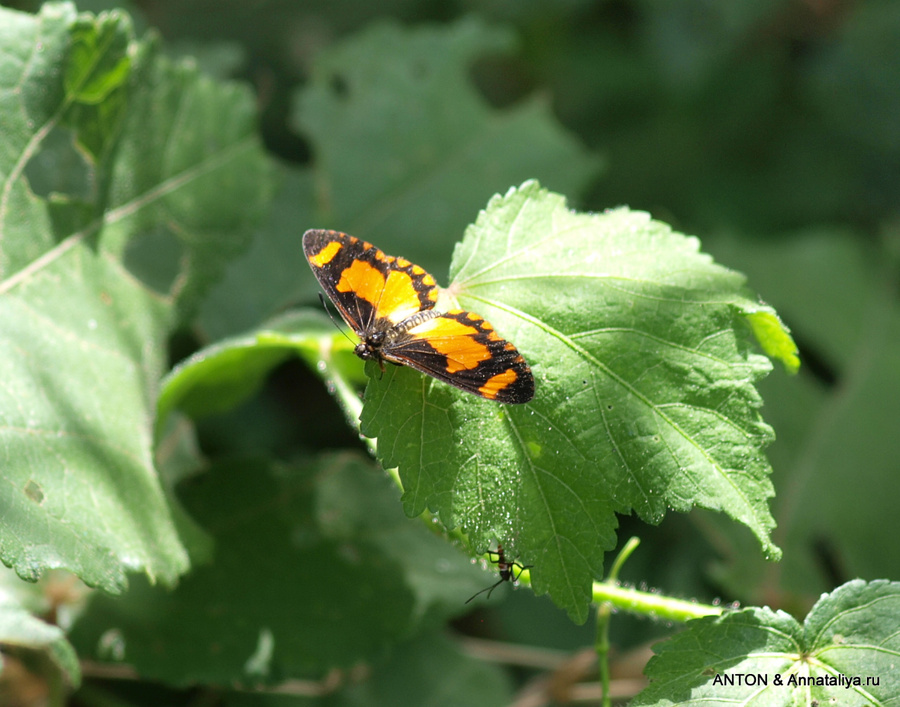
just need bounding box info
[303,229,534,403]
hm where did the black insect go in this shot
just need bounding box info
[465,545,531,604]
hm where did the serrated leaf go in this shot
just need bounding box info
[69,453,486,684]
[706,230,900,605]
[362,181,789,622]
[0,245,185,589]
[294,18,602,277]
[0,3,272,591]
[634,579,900,706]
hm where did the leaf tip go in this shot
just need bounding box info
[744,308,800,374]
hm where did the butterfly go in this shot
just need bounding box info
[303,229,534,403]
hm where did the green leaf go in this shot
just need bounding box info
[63,10,132,161]
[197,167,317,340]
[293,18,602,277]
[65,10,131,104]
[0,588,81,692]
[70,453,488,684]
[156,310,362,436]
[0,3,272,591]
[200,18,602,342]
[158,312,327,426]
[0,245,185,589]
[705,230,900,605]
[634,579,900,705]
[362,181,789,622]
[105,43,273,317]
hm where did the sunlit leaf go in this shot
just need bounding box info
[362,181,790,622]
[0,3,272,591]
[634,579,900,706]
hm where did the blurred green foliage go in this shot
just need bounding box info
[1,0,898,705]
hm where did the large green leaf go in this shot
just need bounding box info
[197,167,315,340]
[0,3,272,591]
[293,18,602,277]
[634,579,900,706]
[202,18,602,342]
[705,229,900,606]
[361,181,792,622]
[70,453,489,684]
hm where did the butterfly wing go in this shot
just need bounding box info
[304,230,534,403]
[382,310,534,403]
[303,229,440,335]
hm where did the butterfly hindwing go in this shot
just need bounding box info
[303,229,534,404]
[382,310,535,404]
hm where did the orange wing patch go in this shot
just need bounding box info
[378,269,436,324]
[308,239,342,267]
[479,369,521,400]
[405,312,493,372]
[303,229,534,404]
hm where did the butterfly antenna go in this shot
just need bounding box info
[318,293,356,347]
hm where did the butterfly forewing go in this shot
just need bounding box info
[303,230,438,331]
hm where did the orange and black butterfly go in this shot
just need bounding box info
[303,229,534,403]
